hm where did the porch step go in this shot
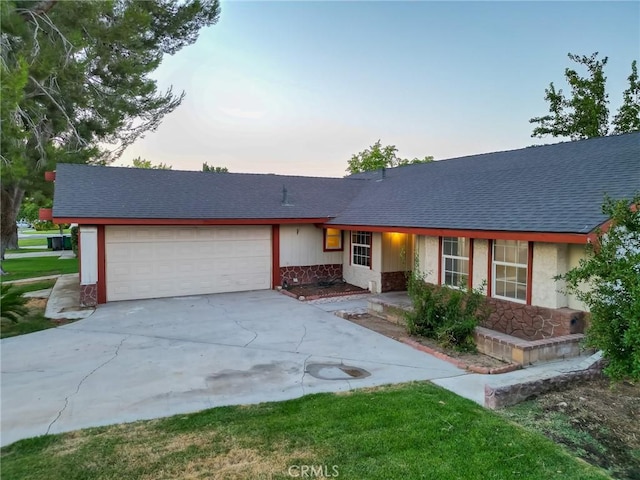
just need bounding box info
[368,294,412,325]
[474,327,590,366]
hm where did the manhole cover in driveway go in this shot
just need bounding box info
[305,363,371,380]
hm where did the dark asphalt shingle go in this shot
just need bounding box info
[52,165,367,219]
[53,133,639,234]
[330,133,640,233]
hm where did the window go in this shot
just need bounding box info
[493,240,528,302]
[442,237,469,288]
[324,228,343,251]
[351,231,371,267]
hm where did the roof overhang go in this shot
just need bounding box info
[51,217,332,226]
[325,224,591,244]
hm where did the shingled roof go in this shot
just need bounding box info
[52,133,639,234]
[52,164,367,220]
[330,132,640,234]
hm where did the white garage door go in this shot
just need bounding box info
[106,226,271,302]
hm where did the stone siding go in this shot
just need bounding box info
[80,284,98,307]
[484,354,604,409]
[483,297,586,341]
[380,271,408,292]
[279,264,342,287]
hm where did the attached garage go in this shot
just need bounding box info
[105,226,272,301]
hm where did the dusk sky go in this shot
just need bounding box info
[121,1,639,177]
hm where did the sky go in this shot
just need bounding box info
[120,1,640,177]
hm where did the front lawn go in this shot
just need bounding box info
[21,229,71,235]
[0,383,607,480]
[17,237,48,247]
[0,257,78,282]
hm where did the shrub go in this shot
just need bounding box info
[70,226,78,255]
[33,220,55,231]
[406,270,487,352]
[560,195,640,381]
[1,283,28,323]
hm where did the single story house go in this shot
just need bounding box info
[44,133,639,330]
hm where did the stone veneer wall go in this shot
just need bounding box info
[483,297,586,341]
[380,271,408,292]
[80,284,98,307]
[279,264,342,287]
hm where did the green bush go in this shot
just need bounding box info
[32,221,70,232]
[70,226,78,255]
[406,271,488,352]
[1,284,28,323]
[560,195,640,381]
[32,220,55,231]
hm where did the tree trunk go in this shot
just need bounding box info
[1,185,25,261]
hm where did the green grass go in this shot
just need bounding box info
[0,383,608,480]
[17,237,48,247]
[0,257,78,282]
[6,248,50,254]
[8,279,57,295]
[21,229,70,235]
[0,310,57,339]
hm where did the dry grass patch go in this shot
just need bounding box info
[145,445,318,480]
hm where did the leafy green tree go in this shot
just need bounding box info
[530,52,610,140]
[560,195,640,381]
[612,60,640,134]
[202,162,228,173]
[0,0,220,265]
[131,157,172,170]
[346,140,433,174]
[530,52,640,140]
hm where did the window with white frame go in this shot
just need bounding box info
[351,231,372,267]
[442,237,469,288]
[493,239,528,302]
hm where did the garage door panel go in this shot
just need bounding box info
[106,226,271,301]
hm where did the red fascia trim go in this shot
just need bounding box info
[487,240,493,297]
[51,217,331,226]
[322,228,344,252]
[97,225,106,304]
[526,242,534,306]
[437,236,443,285]
[272,225,280,288]
[326,224,589,244]
[468,238,474,290]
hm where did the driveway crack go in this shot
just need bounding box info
[46,335,128,435]
[295,325,307,353]
[301,354,312,396]
[206,296,258,347]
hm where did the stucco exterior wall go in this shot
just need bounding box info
[279,224,342,266]
[567,243,589,311]
[531,243,569,309]
[79,225,98,285]
[342,231,382,293]
[416,235,439,284]
[472,239,489,291]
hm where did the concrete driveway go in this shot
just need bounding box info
[1,290,466,446]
